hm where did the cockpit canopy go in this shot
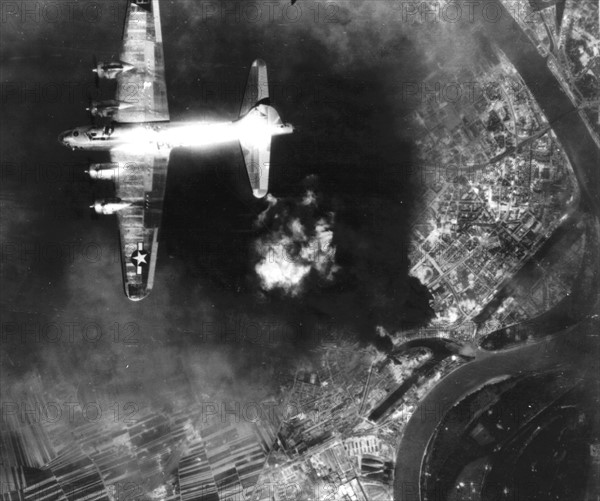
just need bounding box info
[58,128,88,149]
[58,125,114,149]
[83,126,113,140]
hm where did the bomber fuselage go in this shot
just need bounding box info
[58,112,293,152]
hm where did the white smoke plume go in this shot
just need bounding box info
[253,191,339,296]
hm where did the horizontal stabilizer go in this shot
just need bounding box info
[239,105,276,198]
[239,59,269,118]
[238,60,293,198]
[240,142,270,198]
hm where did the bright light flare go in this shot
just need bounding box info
[237,112,271,150]
[114,122,242,153]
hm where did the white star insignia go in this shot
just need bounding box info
[133,251,148,266]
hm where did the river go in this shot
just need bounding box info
[393,1,600,499]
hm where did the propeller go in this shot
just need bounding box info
[86,91,97,124]
[92,54,99,87]
[87,164,105,220]
[84,158,96,184]
[89,196,99,220]
[88,170,100,219]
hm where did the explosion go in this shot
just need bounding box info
[253,190,339,296]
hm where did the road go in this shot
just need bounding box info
[393,1,600,499]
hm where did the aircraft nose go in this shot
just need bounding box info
[58,131,69,144]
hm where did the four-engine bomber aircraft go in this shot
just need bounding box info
[58,0,293,301]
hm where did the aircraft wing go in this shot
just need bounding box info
[111,148,171,300]
[113,0,169,123]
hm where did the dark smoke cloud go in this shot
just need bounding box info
[0,0,490,424]
[156,0,442,343]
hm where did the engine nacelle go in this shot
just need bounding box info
[87,100,119,118]
[93,61,134,80]
[86,163,120,181]
[91,198,131,215]
[87,100,133,118]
